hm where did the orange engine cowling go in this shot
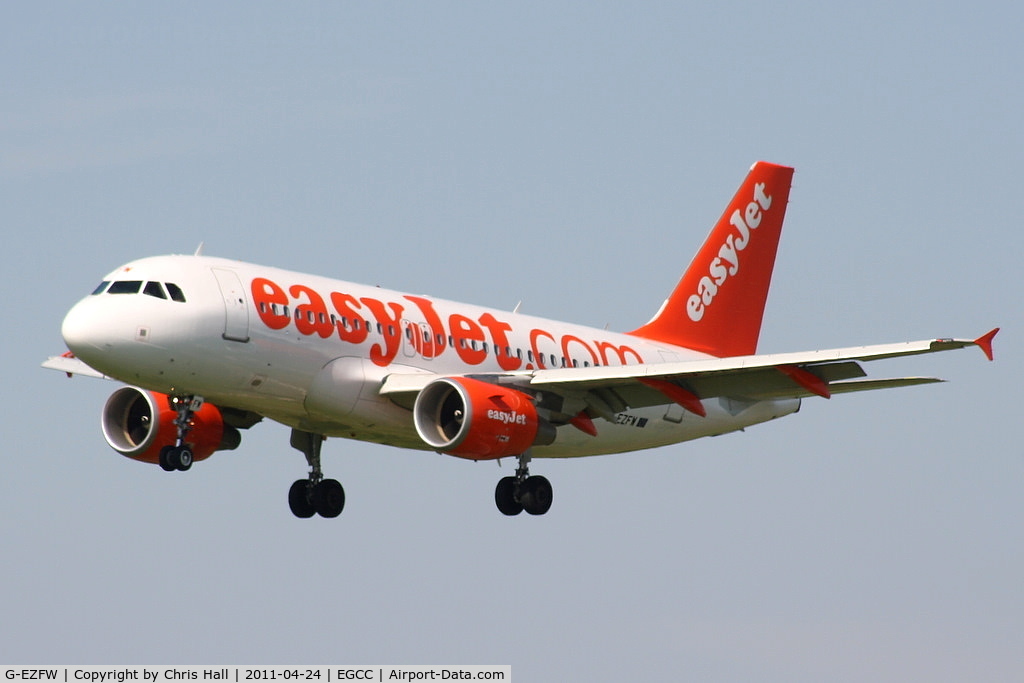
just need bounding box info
[101,387,240,464]
[413,377,555,460]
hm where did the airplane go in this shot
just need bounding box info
[43,161,998,518]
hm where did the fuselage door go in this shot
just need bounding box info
[212,268,250,343]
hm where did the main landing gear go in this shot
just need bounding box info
[494,452,553,516]
[288,428,345,519]
[159,395,202,472]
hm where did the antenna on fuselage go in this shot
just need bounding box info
[194,242,205,256]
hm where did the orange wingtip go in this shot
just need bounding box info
[974,328,999,361]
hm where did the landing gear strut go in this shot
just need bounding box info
[494,451,553,516]
[288,429,345,518]
[159,395,203,472]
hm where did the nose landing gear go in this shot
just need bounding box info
[158,395,203,471]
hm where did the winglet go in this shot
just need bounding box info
[974,328,999,361]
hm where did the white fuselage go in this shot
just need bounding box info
[61,255,799,458]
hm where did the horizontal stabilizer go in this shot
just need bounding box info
[811,376,944,396]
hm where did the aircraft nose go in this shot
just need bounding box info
[61,298,111,357]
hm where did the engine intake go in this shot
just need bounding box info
[101,387,240,464]
[413,377,555,460]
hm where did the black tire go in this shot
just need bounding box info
[495,476,523,516]
[176,447,193,471]
[521,475,553,516]
[288,480,316,518]
[158,446,176,472]
[314,479,345,518]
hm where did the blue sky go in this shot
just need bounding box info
[3,3,1020,681]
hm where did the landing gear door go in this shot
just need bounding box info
[212,268,251,343]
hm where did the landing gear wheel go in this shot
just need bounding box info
[157,394,203,473]
[497,452,552,516]
[289,429,345,519]
[495,476,523,516]
[520,475,553,516]
[159,446,176,472]
[175,447,193,471]
[313,479,345,518]
[159,445,193,471]
[288,480,316,518]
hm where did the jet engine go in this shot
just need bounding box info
[413,377,555,460]
[101,387,240,465]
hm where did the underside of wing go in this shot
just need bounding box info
[379,330,995,426]
[524,330,997,420]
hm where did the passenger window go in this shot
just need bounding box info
[143,282,167,299]
[165,283,187,302]
[91,281,111,295]
[108,280,142,294]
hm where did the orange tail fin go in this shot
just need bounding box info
[628,161,794,357]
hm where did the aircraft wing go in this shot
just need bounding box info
[41,352,111,379]
[379,329,998,420]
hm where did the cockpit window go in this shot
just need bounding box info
[94,279,186,302]
[108,280,143,294]
[165,282,186,303]
[143,281,167,299]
